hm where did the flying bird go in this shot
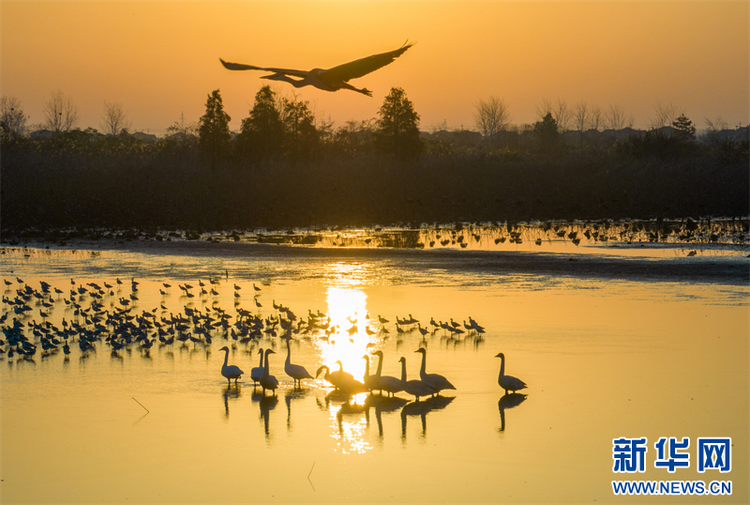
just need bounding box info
[220,41,414,97]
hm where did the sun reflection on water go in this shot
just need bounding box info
[328,394,373,455]
[314,267,380,381]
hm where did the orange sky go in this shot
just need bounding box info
[2,1,748,135]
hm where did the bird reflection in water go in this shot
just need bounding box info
[259,395,279,439]
[221,384,242,420]
[400,395,455,442]
[498,393,527,432]
[284,388,310,431]
[365,395,407,440]
[324,392,372,454]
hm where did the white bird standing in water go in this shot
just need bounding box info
[372,350,403,397]
[260,349,279,396]
[219,346,243,385]
[495,352,527,394]
[316,362,366,395]
[220,42,414,97]
[398,356,436,402]
[363,354,378,392]
[250,348,264,386]
[415,348,455,396]
[284,338,313,389]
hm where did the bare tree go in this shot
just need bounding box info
[474,96,511,138]
[0,96,28,136]
[553,99,571,132]
[650,102,677,129]
[166,115,198,139]
[536,98,571,132]
[535,98,553,120]
[43,90,78,132]
[573,101,590,132]
[589,104,603,131]
[605,104,633,130]
[101,100,132,135]
[705,116,728,133]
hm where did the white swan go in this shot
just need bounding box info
[399,356,437,401]
[260,349,279,396]
[495,352,527,394]
[219,346,244,385]
[316,361,366,395]
[363,354,378,392]
[372,350,402,397]
[284,338,313,389]
[415,348,455,396]
[250,348,263,386]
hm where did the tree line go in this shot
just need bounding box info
[0,87,747,235]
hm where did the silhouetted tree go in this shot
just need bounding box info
[606,104,633,130]
[330,119,376,157]
[375,87,422,159]
[672,114,696,141]
[101,100,132,135]
[589,104,603,131]
[198,89,231,163]
[0,96,28,144]
[474,96,511,140]
[573,101,590,132]
[537,98,571,132]
[650,102,677,129]
[280,95,318,159]
[533,113,559,151]
[43,90,78,132]
[238,85,284,162]
[704,116,728,134]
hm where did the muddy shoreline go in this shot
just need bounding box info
[3,236,747,286]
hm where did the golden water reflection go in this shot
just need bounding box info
[316,282,379,382]
[1,249,747,503]
[328,393,373,455]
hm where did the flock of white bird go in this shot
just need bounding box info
[1,274,527,401]
[220,333,528,401]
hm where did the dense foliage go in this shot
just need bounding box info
[1,87,748,234]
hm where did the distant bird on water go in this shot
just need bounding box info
[220,41,414,97]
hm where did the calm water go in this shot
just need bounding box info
[1,241,748,504]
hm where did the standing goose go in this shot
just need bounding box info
[260,349,279,396]
[373,350,403,397]
[495,352,527,394]
[250,348,264,386]
[334,360,367,395]
[415,348,455,396]
[219,346,244,385]
[316,361,366,395]
[316,365,335,388]
[284,338,313,389]
[363,354,378,392]
[399,356,437,402]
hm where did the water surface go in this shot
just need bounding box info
[1,242,747,504]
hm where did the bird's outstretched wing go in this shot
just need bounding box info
[219,59,308,79]
[320,41,415,83]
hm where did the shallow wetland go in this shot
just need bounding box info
[1,224,748,503]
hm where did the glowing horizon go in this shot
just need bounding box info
[1,1,748,135]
